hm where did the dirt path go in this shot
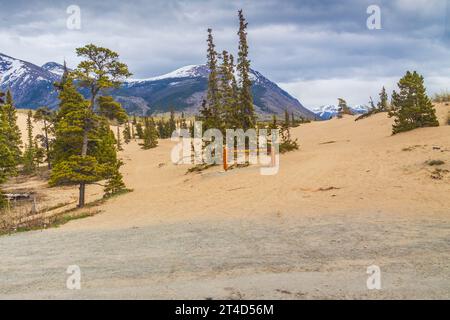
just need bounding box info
[1,107,449,299]
[1,211,449,299]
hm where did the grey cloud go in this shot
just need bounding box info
[0,0,449,107]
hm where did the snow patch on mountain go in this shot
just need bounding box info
[126,64,260,84]
[313,104,371,120]
[128,65,208,83]
[42,62,66,76]
[0,55,27,85]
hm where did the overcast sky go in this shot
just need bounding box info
[1,0,449,109]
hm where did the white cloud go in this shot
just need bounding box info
[280,75,450,109]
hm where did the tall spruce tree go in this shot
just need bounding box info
[378,86,389,112]
[103,160,126,198]
[284,109,290,127]
[51,78,121,203]
[237,9,255,130]
[203,28,222,130]
[1,90,22,166]
[389,71,439,134]
[0,91,16,208]
[135,121,144,139]
[141,117,158,149]
[123,121,131,144]
[70,44,131,207]
[220,50,239,130]
[168,109,176,135]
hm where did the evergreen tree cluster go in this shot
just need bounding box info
[389,71,439,134]
[0,90,22,208]
[355,87,390,121]
[49,44,132,207]
[354,72,438,134]
[199,9,255,134]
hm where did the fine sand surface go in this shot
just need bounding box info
[0,105,449,299]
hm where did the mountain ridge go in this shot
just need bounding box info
[0,53,318,119]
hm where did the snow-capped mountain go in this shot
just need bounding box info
[313,104,371,120]
[128,65,208,83]
[0,53,317,119]
[116,64,317,118]
[0,53,59,108]
[41,62,67,76]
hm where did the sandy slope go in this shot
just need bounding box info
[0,104,449,299]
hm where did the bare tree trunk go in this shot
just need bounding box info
[117,125,121,150]
[78,129,89,208]
[78,94,94,208]
[79,183,85,208]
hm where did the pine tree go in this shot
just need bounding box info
[389,71,439,134]
[50,76,125,206]
[123,121,131,144]
[103,160,126,198]
[70,44,131,207]
[237,9,255,130]
[141,117,158,149]
[34,140,45,167]
[0,92,16,208]
[220,50,239,130]
[136,121,144,139]
[168,108,176,135]
[377,86,389,112]
[279,112,299,154]
[337,98,352,117]
[50,81,122,203]
[202,28,222,131]
[268,114,277,131]
[22,110,36,174]
[52,78,88,165]
[1,90,22,166]
[284,109,290,127]
[0,134,13,209]
[34,106,54,169]
[198,99,212,130]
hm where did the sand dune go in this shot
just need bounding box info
[0,104,449,299]
[61,103,450,230]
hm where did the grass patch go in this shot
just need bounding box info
[0,189,133,236]
[431,168,449,180]
[426,160,445,166]
[186,163,217,174]
[433,91,450,103]
[227,162,250,170]
[7,211,100,235]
